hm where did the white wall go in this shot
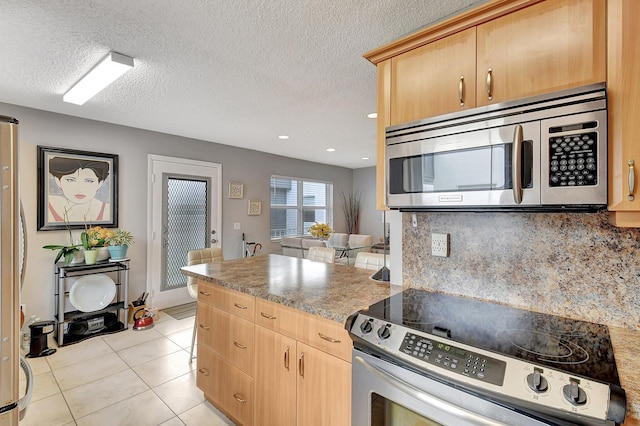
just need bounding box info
[2,102,356,320]
[351,166,383,240]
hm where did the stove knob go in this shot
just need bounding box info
[562,380,587,406]
[377,324,391,340]
[360,319,373,334]
[526,369,548,393]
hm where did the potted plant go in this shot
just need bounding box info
[85,226,115,261]
[43,210,82,265]
[105,229,134,260]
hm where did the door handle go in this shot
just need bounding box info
[512,124,523,205]
[211,238,218,244]
[318,332,341,343]
[458,76,465,106]
[234,341,247,349]
[284,345,290,370]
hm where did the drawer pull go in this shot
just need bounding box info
[198,368,210,377]
[198,324,210,330]
[628,160,635,201]
[284,345,290,370]
[234,302,248,310]
[260,312,277,320]
[198,290,211,296]
[458,76,464,106]
[318,332,341,344]
[298,352,304,377]
[234,341,247,349]
[233,393,247,404]
[486,68,493,101]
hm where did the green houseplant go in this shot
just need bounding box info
[43,209,82,265]
[105,229,134,260]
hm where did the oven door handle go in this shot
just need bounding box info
[355,356,504,426]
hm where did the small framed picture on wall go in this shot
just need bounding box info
[228,182,244,199]
[248,200,261,216]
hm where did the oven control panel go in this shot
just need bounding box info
[400,332,506,386]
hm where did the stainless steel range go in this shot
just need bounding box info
[346,289,626,426]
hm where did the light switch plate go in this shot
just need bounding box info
[234,222,241,230]
[432,233,449,257]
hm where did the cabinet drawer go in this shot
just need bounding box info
[298,314,352,363]
[256,299,351,362]
[197,280,255,321]
[196,346,222,402]
[255,299,300,338]
[220,359,254,426]
[196,302,214,349]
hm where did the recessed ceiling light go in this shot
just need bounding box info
[367,112,377,119]
[63,51,134,105]
[278,135,290,140]
[326,148,336,152]
[362,157,370,160]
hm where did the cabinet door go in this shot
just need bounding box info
[607,0,640,225]
[476,0,606,106]
[196,346,221,403]
[196,301,213,349]
[254,326,297,426]
[296,342,351,426]
[391,27,476,125]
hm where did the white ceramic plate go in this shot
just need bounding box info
[69,274,116,313]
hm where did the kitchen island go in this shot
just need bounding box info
[181,254,400,426]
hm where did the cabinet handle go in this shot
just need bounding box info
[284,345,290,370]
[198,290,211,296]
[486,68,493,101]
[233,393,247,404]
[233,302,247,310]
[628,160,635,201]
[458,76,464,106]
[198,324,210,330]
[260,312,277,320]
[298,352,304,377]
[233,341,247,349]
[318,332,341,344]
[198,368,210,376]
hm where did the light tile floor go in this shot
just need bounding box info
[19,312,236,426]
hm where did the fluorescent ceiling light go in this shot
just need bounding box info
[63,52,134,105]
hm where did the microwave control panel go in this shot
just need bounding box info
[548,131,598,187]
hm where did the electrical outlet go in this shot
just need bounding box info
[412,213,418,228]
[431,233,449,257]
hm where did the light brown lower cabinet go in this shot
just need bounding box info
[196,281,352,426]
[254,325,351,426]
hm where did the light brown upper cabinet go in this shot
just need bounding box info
[390,28,477,125]
[607,0,640,227]
[476,0,606,106]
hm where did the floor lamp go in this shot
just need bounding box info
[371,210,390,282]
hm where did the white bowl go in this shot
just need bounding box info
[69,274,116,312]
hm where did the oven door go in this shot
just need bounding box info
[386,121,540,209]
[353,350,555,426]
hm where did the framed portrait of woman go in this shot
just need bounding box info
[37,146,119,231]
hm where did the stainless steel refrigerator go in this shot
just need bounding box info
[0,115,33,425]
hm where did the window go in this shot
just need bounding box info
[270,175,333,239]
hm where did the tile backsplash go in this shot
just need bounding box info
[403,211,640,331]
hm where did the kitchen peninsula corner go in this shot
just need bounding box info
[181,254,400,426]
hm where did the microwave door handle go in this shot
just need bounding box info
[512,124,523,204]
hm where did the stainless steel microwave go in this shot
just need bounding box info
[386,83,607,211]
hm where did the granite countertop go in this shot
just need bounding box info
[181,253,401,323]
[181,254,639,423]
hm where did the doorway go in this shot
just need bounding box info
[147,155,221,309]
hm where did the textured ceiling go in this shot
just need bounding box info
[0,0,485,169]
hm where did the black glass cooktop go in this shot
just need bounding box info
[359,288,620,385]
